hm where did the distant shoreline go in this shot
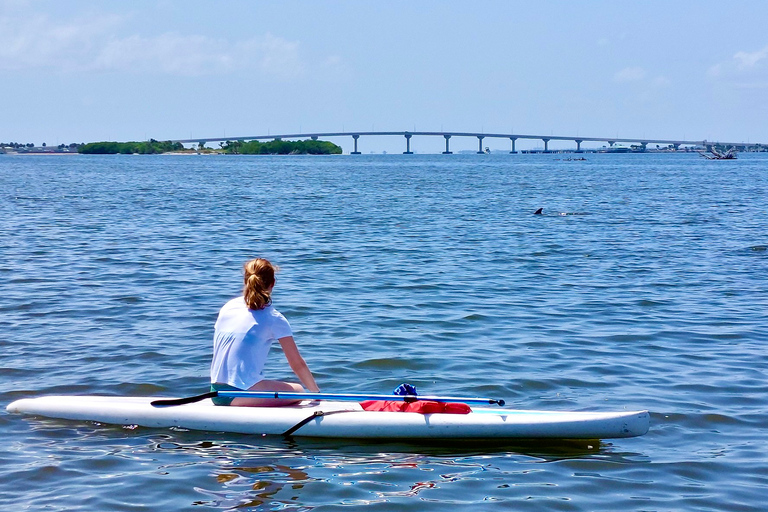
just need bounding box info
[1,151,350,156]
[1,151,80,155]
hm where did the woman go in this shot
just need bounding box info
[210,258,319,406]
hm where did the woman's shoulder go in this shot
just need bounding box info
[265,305,292,336]
[220,296,246,312]
[264,304,290,322]
[262,303,283,316]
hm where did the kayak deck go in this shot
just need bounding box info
[6,395,650,440]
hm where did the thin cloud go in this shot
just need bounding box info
[0,11,122,70]
[733,45,768,69]
[237,33,304,79]
[610,66,672,105]
[707,63,723,77]
[613,67,646,82]
[709,44,768,82]
[0,10,305,78]
[90,33,232,76]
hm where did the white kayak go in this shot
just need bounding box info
[6,395,650,440]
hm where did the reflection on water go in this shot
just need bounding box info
[201,465,310,511]
[125,431,647,510]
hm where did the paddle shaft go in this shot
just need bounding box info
[151,391,505,407]
[220,391,504,405]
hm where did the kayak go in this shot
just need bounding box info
[6,395,650,440]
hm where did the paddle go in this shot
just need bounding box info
[151,391,505,408]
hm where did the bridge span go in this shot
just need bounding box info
[172,131,762,154]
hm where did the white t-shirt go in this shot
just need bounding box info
[210,297,293,389]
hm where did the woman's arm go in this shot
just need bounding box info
[278,336,320,392]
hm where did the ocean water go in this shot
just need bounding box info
[1,152,767,511]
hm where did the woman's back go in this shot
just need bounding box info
[211,297,292,389]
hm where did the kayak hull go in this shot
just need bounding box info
[6,395,650,440]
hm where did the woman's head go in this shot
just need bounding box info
[243,258,278,310]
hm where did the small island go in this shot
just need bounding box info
[78,140,185,154]
[219,139,342,155]
[72,138,342,155]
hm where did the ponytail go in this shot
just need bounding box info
[243,258,277,310]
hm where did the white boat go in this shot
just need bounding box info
[699,147,737,159]
[6,395,650,440]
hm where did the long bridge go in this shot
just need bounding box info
[172,131,763,154]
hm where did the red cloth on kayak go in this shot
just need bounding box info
[360,400,471,414]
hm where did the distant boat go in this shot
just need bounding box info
[699,147,737,160]
[484,147,491,154]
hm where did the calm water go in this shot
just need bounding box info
[1,153,767,511]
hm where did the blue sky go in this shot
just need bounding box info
[1,0,767,152]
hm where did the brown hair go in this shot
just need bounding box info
[243,258,278,310]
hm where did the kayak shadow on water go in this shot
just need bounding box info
[19,415,634,460]
[292,436,608,460]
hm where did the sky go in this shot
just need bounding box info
[1,0,767,153]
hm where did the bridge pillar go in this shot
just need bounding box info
[640,142,647,152]
[673,143,680,151]
[543,138,550,153]
[575,139,583,153]
[477,136,485,154]
[510,137,517,154]
[351,134,361,154]
[443,135,452,154]
[311,136,318,140]
[404,133,413,154]
[607,140,615,146]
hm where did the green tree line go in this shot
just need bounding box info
[78,140,185,154]
[220,139,342,155]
